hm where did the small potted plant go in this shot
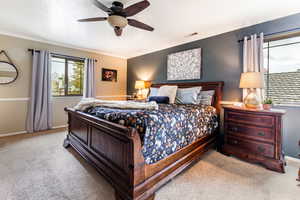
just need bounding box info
[262,98,273,110]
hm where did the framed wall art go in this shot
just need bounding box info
[102,68,117,82]
[167,48,202,81]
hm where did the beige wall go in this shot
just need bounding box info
[0,34,127,136]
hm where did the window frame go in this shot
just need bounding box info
[263,36,300,106]
[51,55,84,97]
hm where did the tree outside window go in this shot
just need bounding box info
[51,56,84,96]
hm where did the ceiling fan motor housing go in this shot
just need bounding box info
[112,1,124,8]
[110,1,126,17]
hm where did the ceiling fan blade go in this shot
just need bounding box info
[114,27,123,36]
[128,19,154,31]
[91,0,111,13]
[78,17,107,22]
[124,0,150,17]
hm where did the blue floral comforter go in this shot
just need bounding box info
[84,104,218,164]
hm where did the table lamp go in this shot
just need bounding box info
[135,80,146,99]
[135,80,152,99]
[239,72,264,109]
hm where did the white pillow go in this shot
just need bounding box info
[176,87,202,104]
[148,87,159,97]
[157,85,178,104]
[197,90,215,105]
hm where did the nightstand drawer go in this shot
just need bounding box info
[227,111,274,128]
[227,123,274,143]
[227,137,274,158]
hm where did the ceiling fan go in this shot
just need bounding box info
[78,0,154,36]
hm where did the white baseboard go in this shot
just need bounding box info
[0,125,68,138]
[52,125,68,129]
[286,156,300,164]
[0,130,27,137]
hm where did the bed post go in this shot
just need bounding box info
[63,137,70,148]
[63,111,71,148]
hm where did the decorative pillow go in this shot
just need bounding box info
[175,87,202,104]
[149,96,170,104]
[148,87,159,97]
[197,90,215,105]
[157,85,178,104]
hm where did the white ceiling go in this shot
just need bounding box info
[1,0,300,58]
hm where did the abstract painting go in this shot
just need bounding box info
[167,48,202,80]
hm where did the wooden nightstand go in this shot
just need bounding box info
[222,105,286,173]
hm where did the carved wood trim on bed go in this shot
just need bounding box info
[64,81,224,200]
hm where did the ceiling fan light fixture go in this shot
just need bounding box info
[108,15,128,28]
[80,1,154,36]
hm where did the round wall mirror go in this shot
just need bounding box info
[0,61,18,84]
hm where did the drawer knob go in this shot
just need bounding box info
[257,146,265,153]
[232,127,238,132]
[258,132,265,136]
[233,140,238,144]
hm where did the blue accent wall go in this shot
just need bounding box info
[128,13,300,100]
[127,13,300,158]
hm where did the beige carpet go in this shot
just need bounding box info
[0,131,299,200]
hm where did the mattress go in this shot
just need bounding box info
[84,104,218,164]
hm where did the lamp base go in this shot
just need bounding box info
[244,89,261,109]
[137,89,143,99]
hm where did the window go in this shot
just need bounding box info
[264,36,300,105]
[51,56,84,96]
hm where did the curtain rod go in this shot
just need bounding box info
[237,27,300,43]
[27,49,98,62]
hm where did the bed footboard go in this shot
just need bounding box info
[64,107,218,200]
[64,108,146,200]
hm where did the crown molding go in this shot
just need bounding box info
[0,31,128,59]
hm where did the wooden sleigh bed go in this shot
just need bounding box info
[63,81,224,200]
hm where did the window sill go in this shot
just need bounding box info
[273,104,300,108]
[52,95,83,98]
[52,96,82,101]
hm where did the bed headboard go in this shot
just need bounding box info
[151,81,224,114]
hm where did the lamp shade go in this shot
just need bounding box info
[135,80,146,89]
[239,72,264,89]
